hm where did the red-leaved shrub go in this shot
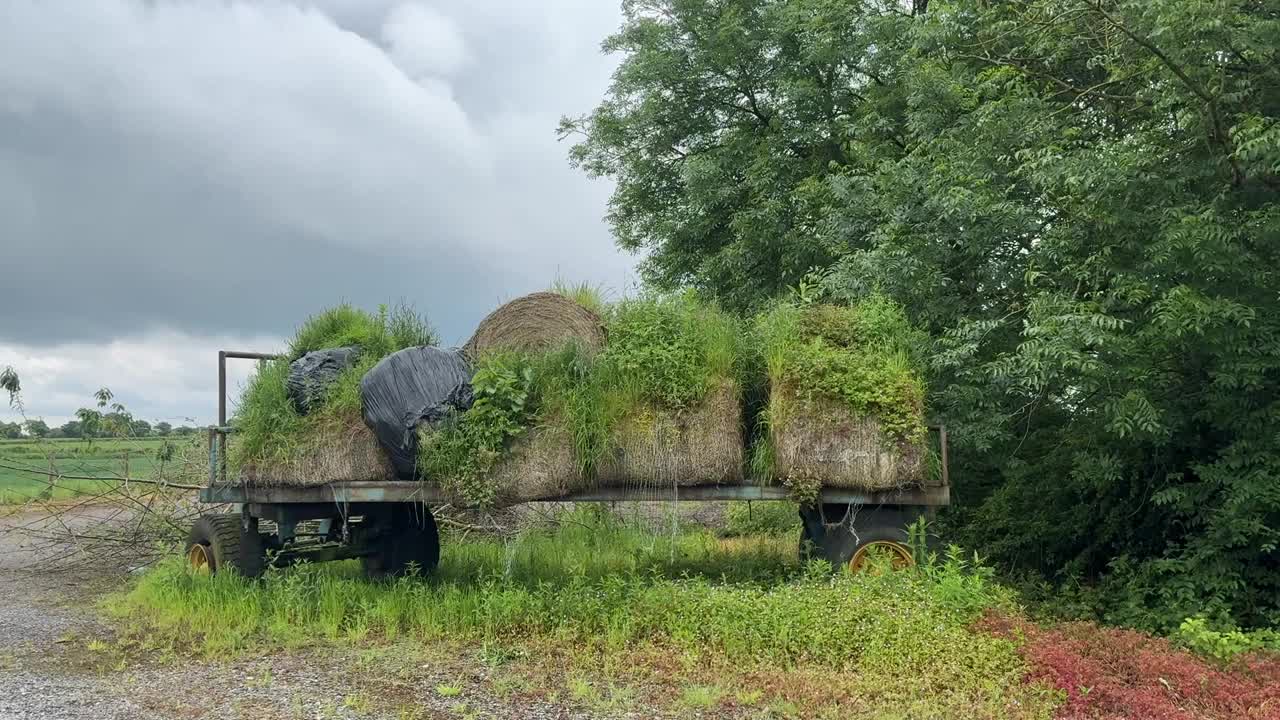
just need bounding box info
[977,613,1280,720]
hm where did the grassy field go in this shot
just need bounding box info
[0,436,196,504]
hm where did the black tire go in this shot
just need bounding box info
[186,513,266,578]
[798,505,932,569]
[362,504,440,578]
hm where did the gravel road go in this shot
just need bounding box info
[0,507,638,720]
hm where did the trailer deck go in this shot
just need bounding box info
[200,481,949,506]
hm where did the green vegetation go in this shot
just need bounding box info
[286,303,435,362]
[721,500,801,538]
[417,351,546,508]
[115,510,1055,718]
[419,294,741,507]
[564,0,1280,631]
[233,303,436,468]
[548,280,609,316]
[1173,617,1280,663]
[757,297,927,444]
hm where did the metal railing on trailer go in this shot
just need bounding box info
[207,349,280,487]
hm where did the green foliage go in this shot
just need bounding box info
[22,419,49,438]
[567,0,1280,628]
[234,304,436,467]
[722,500,800,537]
[117,511,1017,673]
[597,292,739,409]
[1,366,19,409]
[758,298,927,443]
[549,280,610,316]
[1174,617,1280,663]
[418,353,537,508]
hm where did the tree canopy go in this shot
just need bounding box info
[567,0,1280,628]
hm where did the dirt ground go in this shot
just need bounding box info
[0,506,658,720]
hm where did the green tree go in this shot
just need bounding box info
[74,408,102,439]
[23,419,50,438]
[154,421,172,437]
[569,0,1280,628]
[0,421,22,439]
[58,420,82,438]
[129,419,152,437]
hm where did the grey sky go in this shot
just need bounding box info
[0,0,633,427]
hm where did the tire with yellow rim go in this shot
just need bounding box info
[185,513,266,578]
[799,505,925,572]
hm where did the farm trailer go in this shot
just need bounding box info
[188,350,951,577]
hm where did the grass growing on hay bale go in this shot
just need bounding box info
[754,296,930,494]
[419,293,743,507]
[231,304,436,480]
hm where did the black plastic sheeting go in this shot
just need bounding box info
[359,347,472,479]
[286,347,361,415]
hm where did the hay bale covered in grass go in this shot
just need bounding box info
[240,421,396,484]
[463,291,605,359]
[230,304,436,486]
[419,294,745,507]
[590,297,744,488]
[756,298,929,494]
[595,379,743,487]
[484,423,588,505]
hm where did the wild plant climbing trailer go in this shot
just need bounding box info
[188,350,950,577]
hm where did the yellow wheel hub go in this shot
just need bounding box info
[187,543,214,575]
[849,541,914,573]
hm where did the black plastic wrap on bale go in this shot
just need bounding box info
[359,347,472,479]
[287,347,361,415]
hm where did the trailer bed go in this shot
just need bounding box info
[199,481,949,506]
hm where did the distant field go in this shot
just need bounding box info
[0,436,203,504]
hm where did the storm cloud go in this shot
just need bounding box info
[0,0,632,425]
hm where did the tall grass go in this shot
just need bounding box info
[117,510,1013,664]
[549,280,610,316]
[233,304,436,467]
[287,303,435,362]
[114,511,1048,716]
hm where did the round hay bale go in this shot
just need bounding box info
[464,292,604,359]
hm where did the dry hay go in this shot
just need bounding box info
[770,388,925,491]
[463,292,605,359]
[596,379,744,488]
[236,420,395,486]
[486,423,591,504]
[414,421,589,507]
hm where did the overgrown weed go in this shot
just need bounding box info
[756,296,928,449]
